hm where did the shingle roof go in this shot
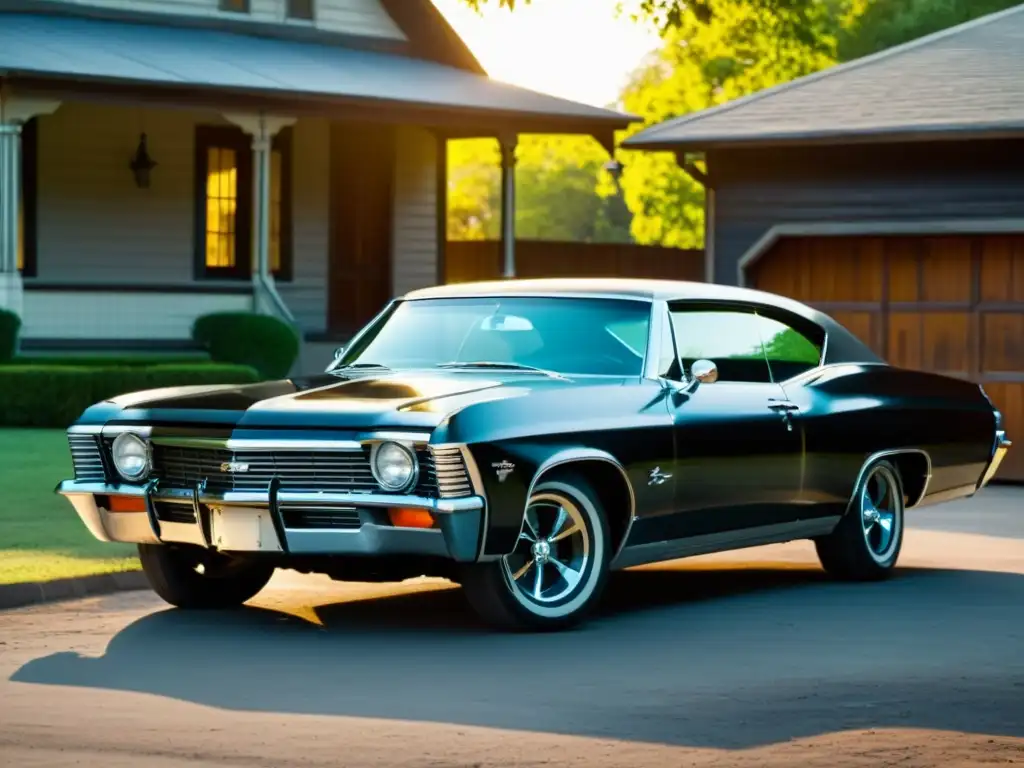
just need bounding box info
[0,12,635,131]
[624,3,1024,151]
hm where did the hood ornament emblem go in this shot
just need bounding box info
[648,466,672,486]
[220,462,250,474]
[492,460,515,482]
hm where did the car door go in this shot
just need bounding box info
[663,303,805,538]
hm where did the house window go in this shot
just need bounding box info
[18,118,38,277]
[194,125,292,281]
[219,0,250,12]
[286,0,314,20]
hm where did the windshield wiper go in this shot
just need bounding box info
[436,361,569,380]
[328,362,391,375]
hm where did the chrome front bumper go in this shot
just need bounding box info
[57,481,487,563]
[979,430,1012,488]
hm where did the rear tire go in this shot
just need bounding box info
[138,544,275,609]
[460,474,611,632]
[815,459,904,581]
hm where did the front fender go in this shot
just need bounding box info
[466,441,632,559]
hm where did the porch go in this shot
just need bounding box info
[0,11,633,372]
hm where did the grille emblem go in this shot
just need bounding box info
[220,462,250,474]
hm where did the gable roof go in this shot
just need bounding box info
[624,3,1024,152]
[0,12,635,136]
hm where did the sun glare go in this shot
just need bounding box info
[430,0,661,109]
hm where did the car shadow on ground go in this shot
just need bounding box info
[10,564,1024,749]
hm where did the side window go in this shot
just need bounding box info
[755,314,823,381]
[669,309,771,383]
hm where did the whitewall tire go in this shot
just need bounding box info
[815,459,905,580]
[461,473,611,631]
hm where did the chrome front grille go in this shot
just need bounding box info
[150,444,440,497]
[429,446,474,498]
[68,433,105,482]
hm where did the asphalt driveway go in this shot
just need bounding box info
[2,485,1023,767]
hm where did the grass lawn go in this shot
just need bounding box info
[0,428,140,585]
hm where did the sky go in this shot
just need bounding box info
[429,0,663,108]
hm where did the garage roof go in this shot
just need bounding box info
[0,12,635,134]
[624,3,1024,152]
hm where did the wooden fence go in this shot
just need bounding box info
[445,240,705,284]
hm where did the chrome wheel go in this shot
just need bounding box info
[860,464,901,562]
[501,492,591,606]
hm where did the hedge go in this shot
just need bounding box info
[13,352,212,367]
[192,312,300,380]
[0,309,20,363]
[0,363,261,428]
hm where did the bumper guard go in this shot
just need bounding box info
[56,481,486,563]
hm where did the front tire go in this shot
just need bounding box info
[138,544,275,609]
[815,459,905,580]
[460,474,611,632]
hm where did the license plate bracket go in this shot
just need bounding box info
[209,505,283,552]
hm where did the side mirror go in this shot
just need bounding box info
[691,359,718,384]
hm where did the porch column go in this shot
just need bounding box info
[0,90,60,317]
[223,112,296,320]
[498,133,518,278]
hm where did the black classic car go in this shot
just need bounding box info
[57,278,1011,630]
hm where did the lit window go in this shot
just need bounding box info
[205,147,238,270]
[195,125,292,281]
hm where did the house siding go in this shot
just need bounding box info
[27,101,329,338]
[710,139,1024,284]
[391,125,440,297]
[52,0,405,38]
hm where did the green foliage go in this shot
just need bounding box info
[192,312,300,379]
[0,309,21,363]
[455,0,1014,250]
[13,352,211,367]
[0,364,261,428]
[762,327,821,362]
[837,0,1024,60]
[615,0,840,248]
[447,135,633,243]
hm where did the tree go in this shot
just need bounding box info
[837,0,1024,60]
[454,0,1024,248]
[613,0,840,247]
[447,135,632,242]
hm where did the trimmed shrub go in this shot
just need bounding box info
[192,312,300,380]
[0,309,20,363]
[0,363,260,428]
[12,352,212,367]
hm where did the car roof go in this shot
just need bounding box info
[401,278,885,366]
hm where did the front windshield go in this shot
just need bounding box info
[334,296,652,377]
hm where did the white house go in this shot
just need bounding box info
[0,0,633,367]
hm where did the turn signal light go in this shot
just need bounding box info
[100,495,147,513]
[388,507,435,529]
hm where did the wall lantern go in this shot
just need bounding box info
[129,133,158,188]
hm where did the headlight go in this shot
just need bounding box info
[111,432,151,482]
[371,441,417,492]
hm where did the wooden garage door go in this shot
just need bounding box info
[750,234,1024,481]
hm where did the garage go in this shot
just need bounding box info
[749,234,1024,480]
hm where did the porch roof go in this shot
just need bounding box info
[0,12,636,142]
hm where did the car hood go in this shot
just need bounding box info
[88,370,580,431]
